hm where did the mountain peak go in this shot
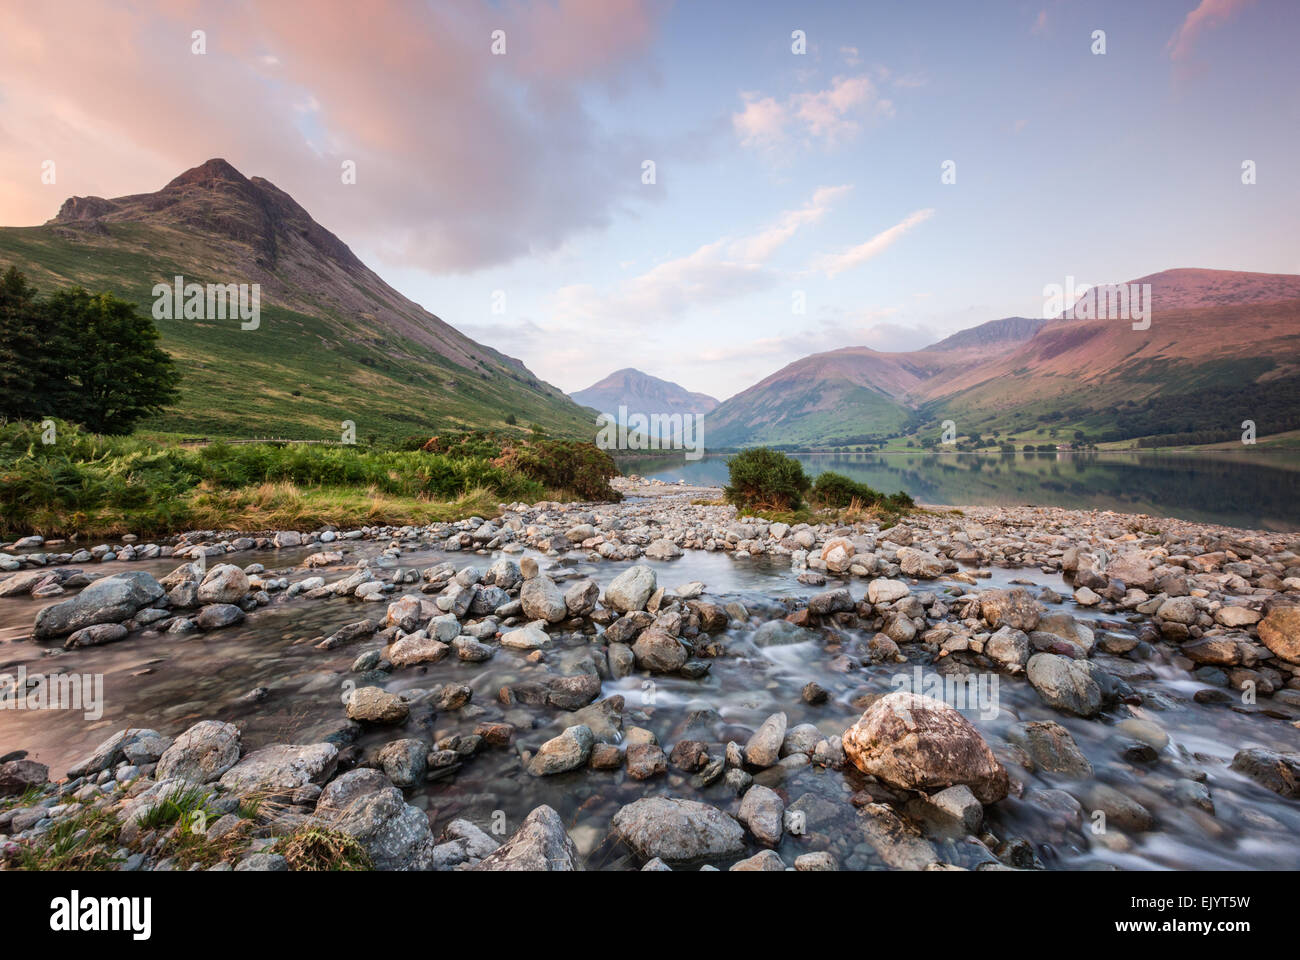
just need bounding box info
[163,157,250,191]
[923,316,1045,352]
[572,368,719,418]
[47,156,364,273]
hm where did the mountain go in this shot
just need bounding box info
[0,158,593,441]
[706,268,1300,448]
[571,368,718,437]
[706,348,929,447]
[922,316,1045,352]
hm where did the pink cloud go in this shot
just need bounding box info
[0,0,663,273]
[733,74,893,152]
[1168,0,1255,60]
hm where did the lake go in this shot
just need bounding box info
[621,450,1300,532]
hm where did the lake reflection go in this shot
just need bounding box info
[624,450,1300,531]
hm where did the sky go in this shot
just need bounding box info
[2,0,1298,401]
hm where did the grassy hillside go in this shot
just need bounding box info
[0,161,598,444]
[0,224,593,443]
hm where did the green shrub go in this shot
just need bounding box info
[810,470,881,507]
[808,470,914,512]
[723,447,810,510]
[423,430,620,501]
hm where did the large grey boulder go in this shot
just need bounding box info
[610,797,745,865]
[469,805,578,871]
[217,742,338,796]
[1027,653,1104,717]
[737,784,784,846]
[310,769,436,870]
[67,728,169,778]
[33,571,164,638]
[520,575,568,623]
[155,720,241,783]
[605,565,656,613]
[744,712,788,768]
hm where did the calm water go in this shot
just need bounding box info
[627,450,1300,532]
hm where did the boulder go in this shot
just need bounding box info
[631,627,687,673]
[737,784,784,846]
[605,565,657,613]
[986,626,1030,670]
[520,575,568,623]
[347,686,409,724]
[310,769,435,870]
[1026,653,1104,717]
[388,633,450,667]
[610,797,745,864]
[469,805,578,871]
[375,739,428,788]
[897,547,944,579]
[645,539,684,561]
[1006,720,1093,778]
[197,564,250,604]
[527,725,594,776]
[500,621,551,650]
[744,713,787,768]
[1257,607,1300,664]
[155,720,241,783]
[980,587,1040,631]
[33,571,164,638]
[564,579,600,616]
[196,603,244,630]
[842,692,1008,804]
[0,758,48,797]
[217,742,338,796]
[867,579,910,604]
[1230,747,1300,798]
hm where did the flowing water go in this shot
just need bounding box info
[626,450,1300,532]
[3,530,1299,870]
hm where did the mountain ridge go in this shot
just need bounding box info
[3,158,591,441]
[705,268,1300,447]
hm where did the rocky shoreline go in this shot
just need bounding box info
[1,479,1299,871]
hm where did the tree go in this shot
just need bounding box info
[41,287,180,434]
[0,266,42,419]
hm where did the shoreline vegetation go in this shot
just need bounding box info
[0,421,620,540]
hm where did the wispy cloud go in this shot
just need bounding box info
[729,185,851,261]
[1168,0,1255,60]
[549,184,851,328]
[811,208,935,278]
[733,74,894,151]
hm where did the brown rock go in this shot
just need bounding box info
[842,691,1008,804]
[1258,607,1300,664]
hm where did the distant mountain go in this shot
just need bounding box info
[706,268,1300,448]
[706,348,929,447]
[571,368,718,437]
[0,158,592,441]
[922,316,1045,352]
